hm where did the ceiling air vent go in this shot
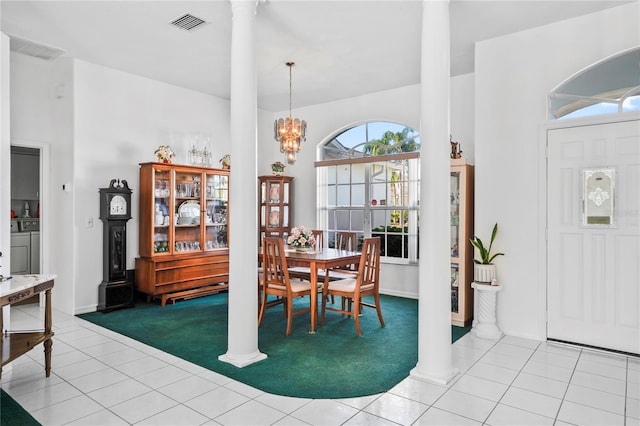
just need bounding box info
[170,13,207,31]
[9,35,65,61]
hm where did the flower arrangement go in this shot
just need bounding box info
[219,154,231,169]
[155,145,175,163]
[287,225,316,249]
[271,161,285,176]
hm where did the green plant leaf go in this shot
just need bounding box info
[469,223,504,264]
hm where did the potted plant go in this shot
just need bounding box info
[470,222,504,283]
[271,161,285,176]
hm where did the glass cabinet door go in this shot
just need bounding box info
[450,171,461,314]
[205,172,228,249]
[153,168,171,254]
[450,171,460,258]
[174,170,203,253]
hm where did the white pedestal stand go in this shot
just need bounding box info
[471,282,503,339]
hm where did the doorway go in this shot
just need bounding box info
[547,119,639,354]
[10,145,41,304]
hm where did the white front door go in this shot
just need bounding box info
[547,119,639,354]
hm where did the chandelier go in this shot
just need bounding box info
[274,62,306,165]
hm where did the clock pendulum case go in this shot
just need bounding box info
[98,179,134,312]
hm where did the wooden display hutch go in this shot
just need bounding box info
[450,159,474,326]
[258,175,293,245]
[135,162,230,306]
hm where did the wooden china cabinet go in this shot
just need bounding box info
[258,175,293,245]
[450,159,474,326]
[135,162,230,306]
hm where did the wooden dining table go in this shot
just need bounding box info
[259,247,361,333]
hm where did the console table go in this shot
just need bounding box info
[1,274,56,379]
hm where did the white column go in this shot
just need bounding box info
[410,0,458,385]
[219,0,266,367]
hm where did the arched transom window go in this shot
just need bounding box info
[549,47,640,120]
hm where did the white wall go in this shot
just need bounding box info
[10,53,55,141]
[475,2,640,340]
[9,57,234,313]
[71,60,232,313]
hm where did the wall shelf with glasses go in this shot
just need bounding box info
[135,162,230,306]
[450,159,474,326]
[258,175,293,245]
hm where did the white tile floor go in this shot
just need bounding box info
[2,303,639,426]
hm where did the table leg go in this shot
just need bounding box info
[44,289,52,377]
[309,261,317,333]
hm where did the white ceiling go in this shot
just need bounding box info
[0,0,632,112]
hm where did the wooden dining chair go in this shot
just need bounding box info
[326,231,359,281]
[259,237,314,336]
[336,231,357,251]
[321,237,385,336]
[258,264,285,315]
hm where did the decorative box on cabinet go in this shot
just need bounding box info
[258,175,293,245]
[450,159,474,326]
[135,162,230,306]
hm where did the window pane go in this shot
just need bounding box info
[322,121,420,160]
[367,122,406,141]
[371,163,385,181]
[327,165,337,185]
[352,183,365,206]
[328,211,335,229]
[371,210,387,231]
[337,185,350,206]
[336,210,350,230]
[336,126,366,150]
[388,181,403,206]
[337,164,351,184]
[352,163,365,183]
[622,95,640,112]
[371,183,386,204]
[327,185,336,207]
[351,210,364,232]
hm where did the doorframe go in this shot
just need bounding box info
[539,111,640,342]
[10,139,51,279]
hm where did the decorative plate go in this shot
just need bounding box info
[178,200,200,218]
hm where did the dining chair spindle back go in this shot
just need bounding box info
[321,237,385,336]
[259,237,314,336]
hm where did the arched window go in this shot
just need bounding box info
[549,47,640,120]
[316,121,421,263]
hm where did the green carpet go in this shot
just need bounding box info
[78,293,470,399]
[1,389,40,426]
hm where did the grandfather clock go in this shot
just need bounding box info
[98,179,134,312]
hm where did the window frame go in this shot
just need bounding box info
[316,122,420,264]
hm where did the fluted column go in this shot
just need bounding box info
[219,0,266,367]
[410,0,458,385]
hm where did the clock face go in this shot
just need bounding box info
[110,195,127,215]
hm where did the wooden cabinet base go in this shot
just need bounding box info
[161,284,228,306]
[135,253,229,307]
